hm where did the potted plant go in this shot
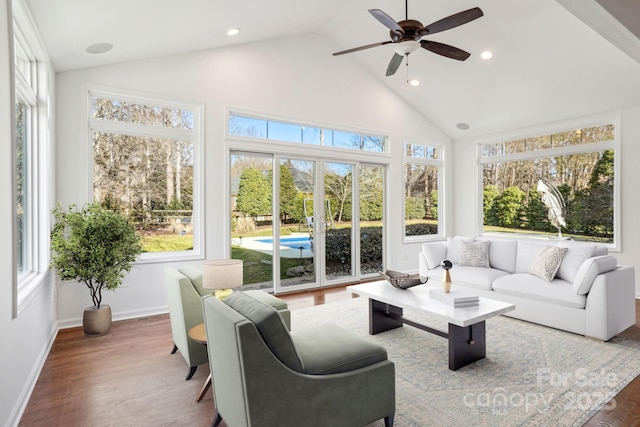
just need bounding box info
[50,202,143,336]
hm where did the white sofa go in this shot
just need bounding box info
[418,236,636,341]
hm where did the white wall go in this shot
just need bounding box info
[452,107,640,295]
[54,34,451,325]
[1,1,58,426]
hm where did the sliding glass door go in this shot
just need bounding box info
[230,151,385,293]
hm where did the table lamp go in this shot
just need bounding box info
[202,259,243,300]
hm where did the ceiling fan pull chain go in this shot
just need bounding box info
[405,54,409,83]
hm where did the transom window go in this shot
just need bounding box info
[89,90,203,259]
[229,112,387,153]
[479,121,617,246]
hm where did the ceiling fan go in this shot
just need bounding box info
[332,1,483,76]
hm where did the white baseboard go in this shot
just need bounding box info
[57,305,169,329]
[6,325,57,427]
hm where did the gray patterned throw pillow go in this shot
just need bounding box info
[458,240,490,268]
[528,245,568,282]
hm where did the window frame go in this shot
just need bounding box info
[85,86,205,263]
[476,113,621,250]
[403,140,445,243]
[11,0,52,316]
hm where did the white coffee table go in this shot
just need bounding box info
[347,280,515,370]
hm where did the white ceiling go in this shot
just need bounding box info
[23,0,640,139]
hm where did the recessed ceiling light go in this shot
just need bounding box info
[456,122,470,130]
[86,42,113,54]
[227,28,241,36]
[480,51,493,60]
[409,79,420,86]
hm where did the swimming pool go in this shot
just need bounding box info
[256,236,313,251]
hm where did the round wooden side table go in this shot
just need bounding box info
[188,323,211,402]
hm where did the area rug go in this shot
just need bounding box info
[290,297,640,427]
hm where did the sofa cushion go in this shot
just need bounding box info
[515,241,550,273]
[224,292,304,372]
[493,273,587,309]
[478,238,517,273]
[446,236,475,264]
[555,244,596,283]
[422,241,447,270]
[179,265,207,297]
[572,255,618,295]
[458,240,490,268]
[429,265,510,291]
[292,325,388,375]
[528,245,568,282]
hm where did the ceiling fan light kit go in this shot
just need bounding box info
[393,40,420,56]
[333,2,483,77]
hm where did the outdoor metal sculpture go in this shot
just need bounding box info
[536,178,567,238]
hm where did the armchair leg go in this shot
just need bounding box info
[384,414,394,427]
[186,366,197,380]
[170,344,178,354]
[212,411,223,427]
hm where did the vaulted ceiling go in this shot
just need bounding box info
[24,0,640,139]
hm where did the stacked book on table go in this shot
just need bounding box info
[429,288,479,307]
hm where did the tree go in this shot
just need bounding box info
[325,170,353,223]
[236,168,271,218]
[494,186,525,228]
[277,164,297,222]
[483,185,500,226]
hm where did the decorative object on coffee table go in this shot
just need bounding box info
[441,259,453,292]
[380,270,427,289]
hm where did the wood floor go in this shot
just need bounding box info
[18,289,640,427]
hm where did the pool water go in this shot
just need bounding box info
[256,236,312,251]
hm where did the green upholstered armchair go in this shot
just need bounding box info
[202,292,395,427]
[165,266,291,381]
[165,266,210,380]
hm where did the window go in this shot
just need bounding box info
[89,90,203,259]
[13,0,51,314]
[479,121,618,246]
[404,142,443,239]
[229,112,387,153]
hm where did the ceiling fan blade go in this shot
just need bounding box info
[332,41,392,56]
[369,9,404,36]
[420,7,483,36]
[385,53,404,76]
[420,40,471,61]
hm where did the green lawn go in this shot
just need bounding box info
[141,234,193,252]
[231,246,309,283]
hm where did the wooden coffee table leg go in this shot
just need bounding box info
[369,299,403,335]
[448,321,486,370]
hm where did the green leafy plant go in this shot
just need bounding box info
[50,202,143,308]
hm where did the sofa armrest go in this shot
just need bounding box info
[420,241,447,270]
[585,265,636,340]
[419,251,430,278]
[572,255,618,294]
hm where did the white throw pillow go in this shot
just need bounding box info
[422,242,447,270]
[572,255,618,294]
[555,244,596,283]
[446,236,475,264]
[458,240,490,268]
[528,245,568,282]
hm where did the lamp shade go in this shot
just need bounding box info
[202,259,243,290]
